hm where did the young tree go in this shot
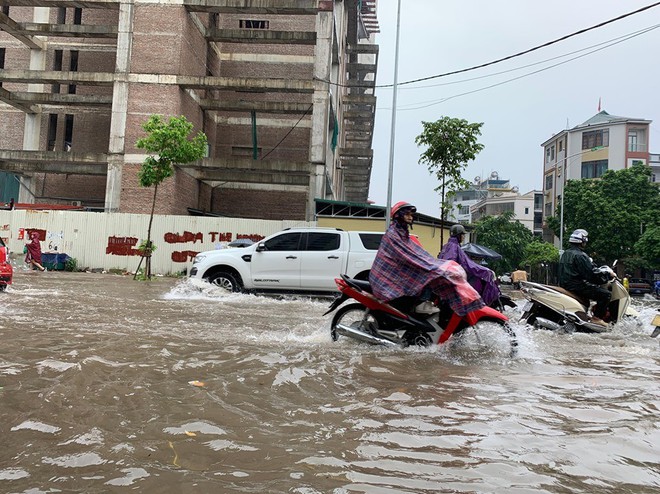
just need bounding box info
[472,211,534,273]
[135,115,207,279]
[415,117,484,247]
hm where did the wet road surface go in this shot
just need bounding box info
[1,270,659,493]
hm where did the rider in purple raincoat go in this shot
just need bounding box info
[438,224,500,306]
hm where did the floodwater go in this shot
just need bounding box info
[1,270,659,494]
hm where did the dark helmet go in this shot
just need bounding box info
[569,229,588,244]
[450,224,467,237]
[390,201,416,220]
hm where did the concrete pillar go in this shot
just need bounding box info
[105,0,134,212]
[18,7,49,203]
[307,6,333,220]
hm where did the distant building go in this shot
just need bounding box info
[448,173,542,236]
[470,189,543,236]
[541,110,652,243]
[448,172,517,224]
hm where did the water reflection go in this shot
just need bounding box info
[0,272,658,492]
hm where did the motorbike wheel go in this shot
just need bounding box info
[331,303,381,341]
[452,319,518,358]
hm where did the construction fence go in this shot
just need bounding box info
[0,210,312,275]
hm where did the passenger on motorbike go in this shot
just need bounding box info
[369,201,484,317]
[558,229,611,327]
[438,224,500,306]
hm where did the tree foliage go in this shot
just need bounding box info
[472,211,534,273]
[560,164,660,267]
[415,117,484,247]
[135,115,207,279]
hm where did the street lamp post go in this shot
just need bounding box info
[558,146,603,252]
[384,0,402,228]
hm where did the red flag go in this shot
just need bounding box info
[598,97,601,112]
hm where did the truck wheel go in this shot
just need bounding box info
[206,271,242,292]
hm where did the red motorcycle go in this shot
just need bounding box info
[0,237,13,292]
[325,275,518,356]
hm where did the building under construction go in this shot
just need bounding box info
[0,0,379,220]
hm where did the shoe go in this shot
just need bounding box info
[590,316,608,328]
[415,301,440,314]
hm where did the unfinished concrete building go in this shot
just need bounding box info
[0,0,379,220]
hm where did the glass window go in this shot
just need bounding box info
[628,129,646,152]
[544,202,553,217]
[358,233,382,250]
[305,233,340,251]
[263,232,302,251]
[545,174,553,190]
[581,159,608,179]
[582,129,609,150]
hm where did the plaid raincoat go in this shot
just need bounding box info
[369,222,484,316]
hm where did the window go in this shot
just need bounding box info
[240,20,269,29]
[628,129,646,152]
[305,233,340,251]
[558,140,563,152]
[582,129,609,150]
[545,174,553,190]
[544,202,553,217]
[545,147,551,163]
[459,205,470,215]
[550,145,555,161]
[581,159,608,179]
[524,207,529,215]
[358,233,382,250]
[264,233,302,251]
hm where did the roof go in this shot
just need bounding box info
[574,110,650,129]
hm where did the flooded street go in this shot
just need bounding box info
[1,270,659,493]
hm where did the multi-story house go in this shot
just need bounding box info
[541,110,651,244]
[0,0,379,220]
[470,189,543,236]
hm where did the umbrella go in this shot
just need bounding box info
[461,243,502,261]
[228,238,254,248]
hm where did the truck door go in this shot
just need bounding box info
[299,232,346,290]
[250,232,302,290]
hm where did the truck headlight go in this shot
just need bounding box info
[192,254,206,265]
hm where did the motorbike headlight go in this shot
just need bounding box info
[192,254,206,265]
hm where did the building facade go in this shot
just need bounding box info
[541,110,651,243]
[0,0,379,220]
[470,189,543,236]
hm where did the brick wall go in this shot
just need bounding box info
[214,188,306,220]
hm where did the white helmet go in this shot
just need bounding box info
[569,229,588,244]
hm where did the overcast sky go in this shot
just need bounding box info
[368,0,660,216]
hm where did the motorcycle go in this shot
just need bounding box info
[324,274,518,356]
[651,313,660,340]
[0,237,12,292]
[519,265,638,333]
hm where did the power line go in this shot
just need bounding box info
[316,1,660,89]
[383,24,659,111]
[259,103,314,160]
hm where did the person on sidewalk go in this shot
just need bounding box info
[369,201,484,316]
[558,229,611,327]
[25,231,46,271]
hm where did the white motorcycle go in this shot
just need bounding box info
[519,265,638,333]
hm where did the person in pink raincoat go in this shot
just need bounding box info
[25,231,46,271]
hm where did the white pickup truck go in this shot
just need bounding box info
[189,227,383,294]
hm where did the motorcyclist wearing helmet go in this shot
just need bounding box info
[558,229,611,327]
[438,224,500,307]
[369,201,485,317]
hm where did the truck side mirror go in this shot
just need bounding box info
[256,242,266,252]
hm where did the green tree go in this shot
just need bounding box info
[635,225,660,270]
[559,164,660,267]
[135,114,207,279]
[415,117,484,247]
[522,239,559,284]
[472,211,534,273]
